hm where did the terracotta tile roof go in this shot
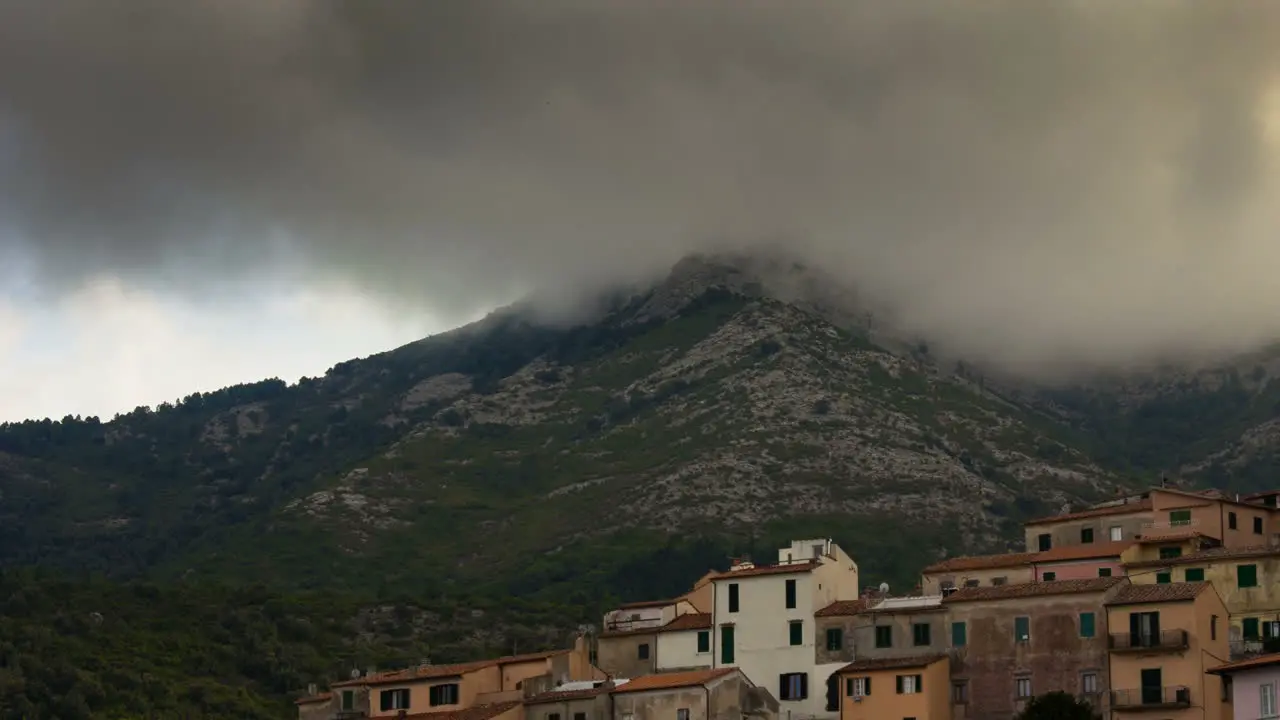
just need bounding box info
[922,552,1038,574]
[837,653,949,673]
[710,560,819,580]
[599,626,660,639]
[1106,582,1208,606]
[610,668,738,693]
[526,686,612,703]
[815,599,870,617]
[401,700,522,720]
[661,613,712,632]
[1209,652,1280,675]
[1126,544,1280,569]
[332,650,567,687]
[1025,497,1152,526]
[942,577,1123,604]
[1154,486,1274,510]
[295,692,331,705]
[1033,540,1135,563]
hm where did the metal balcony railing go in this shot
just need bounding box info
[1110,686,1191,709]
[1108,630,1189,652]
[1142,518,1200,530]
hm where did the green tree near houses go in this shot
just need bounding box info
[1015,691,1102,720]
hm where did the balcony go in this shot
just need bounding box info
[1111,686,1191,710]
[332,711,367,720]
[1108,630,1189,653]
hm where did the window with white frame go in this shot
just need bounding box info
[897,675,920,694]
[1015,677,1032,699]
[1081,673,1098,695]
[1261,682,1277,719]
[1110,526,1123,541]
[677,709,690,720]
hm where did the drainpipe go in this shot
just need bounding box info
[712,582,718,667]
[702,682,711,720]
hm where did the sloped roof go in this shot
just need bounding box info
[815,599,870,617]
[610,668,738,693]
[1034,540,1134,563]
[401,700,523,720]
[1209,652,1280,675]
[924,541,1134,575]
[1134,531,1207,544]
[1025,498,1152,526]
[922,552,1038,574]
[710,560,819,580]
[526,681,631,704]
[661,613,712,632]
[837,654,948,673]
[332,650,568,687]
[295,692,331,705]
[1106,582,1208,606]
[617,598,676,610]
[942,577,1123,604]
[1126,544,1280,569]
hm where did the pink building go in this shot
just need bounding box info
[1031,540,1133,582]
[1210,652,1280,720]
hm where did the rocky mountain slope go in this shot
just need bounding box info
[4,254,1280,716]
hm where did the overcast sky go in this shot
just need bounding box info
[2,0,1280,422]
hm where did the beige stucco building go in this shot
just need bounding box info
[836,654,950,720]
[1106,581,1231,720]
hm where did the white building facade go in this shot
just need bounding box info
[708,539,860,720]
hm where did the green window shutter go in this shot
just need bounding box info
[1014,616,1029,641]
[697,630,710,653]
[1043,571,1056,581]
[1244,618,1261,640]
[789,621,803,646]
[1081,527,1094,543]
[1079,612,1095,638]
[1239,564,1259,588]
[721,626,735,663]
[951,622,966,647]
[1098,567,1113,577]
[785,579,797,609]
[826,627,843,651]
[1156,572,1172,584]
[1184,568,1205,582]
[1159,546,1182,559]
[1170,509,1192,525]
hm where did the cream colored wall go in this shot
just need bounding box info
[684,574,715,613]
[656,629,713,671]
[839,659,949,720]
[1127,555,1280,644]
[813,544,860,612]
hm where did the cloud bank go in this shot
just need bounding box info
[1,0,1279,375]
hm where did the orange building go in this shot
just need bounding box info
[1106,582,1231,720]
[836,654,950,720]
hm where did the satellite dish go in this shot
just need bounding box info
[878,582,890,594]
[350,668,361,679]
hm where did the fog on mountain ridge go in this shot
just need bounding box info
[1,0,1279,378]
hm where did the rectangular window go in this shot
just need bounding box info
[913,623,931,646]
[1169,509,1192,526]
[575,714,587,720]
[638,643,650,660]
[676,710,689,720]
[1245,618,1261,640]
[1079,612,1096,638]
[1263,683,1277,719]
[951,621,967,647]
[875,625,892,648]
[846,677,869,697]
[1082,673,1098,695]
[779,673,808,701]
[341,690,355,711]
[696,630,710,653]
[826,627,843,651]
[1240,564,1259,588]
[964,578,980,588]
[548,714,561,720]
[789,620,803,646]
[1257,517,1266,535]
[1081,527,1094,543]
[428,684,459,707]
[1110,526,1123,541]
[1043,571,1057,581]
[1130,611,1160,647]
[992,576,1007,586]
[1185,568,1205,582]
[1014,616,1030,642]
[896,675,922,695]
[1015,677,1032,699]
[785,579,797,609]
[727,583,740,612]
[382,689,411,711]
[1211,615,1218,640]
[1159,546,1182,559]
[1037,534,1051,551]
[952,681,968,704]
[1098,567,1113,577]
[720,625,735,664]
[1230,512,1238,530]
[1265,621,1280,640]
[1156,572,1172,584]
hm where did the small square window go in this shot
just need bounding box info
[1239,564,1259,588]
[677,710,689,720]
[912,623,931,646]
[875,626,892,648]
[574,714,587,720]
[1043,571,1057,581]
[638,643,650,660]
[1098,567,1112,577]
[1081,527,1094,543]
[1110,526,1123,541]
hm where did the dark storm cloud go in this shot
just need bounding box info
[1,0,1279,373]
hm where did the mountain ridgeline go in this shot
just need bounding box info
[3,256,1280,718]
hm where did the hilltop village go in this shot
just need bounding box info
[297,486,1280,720]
